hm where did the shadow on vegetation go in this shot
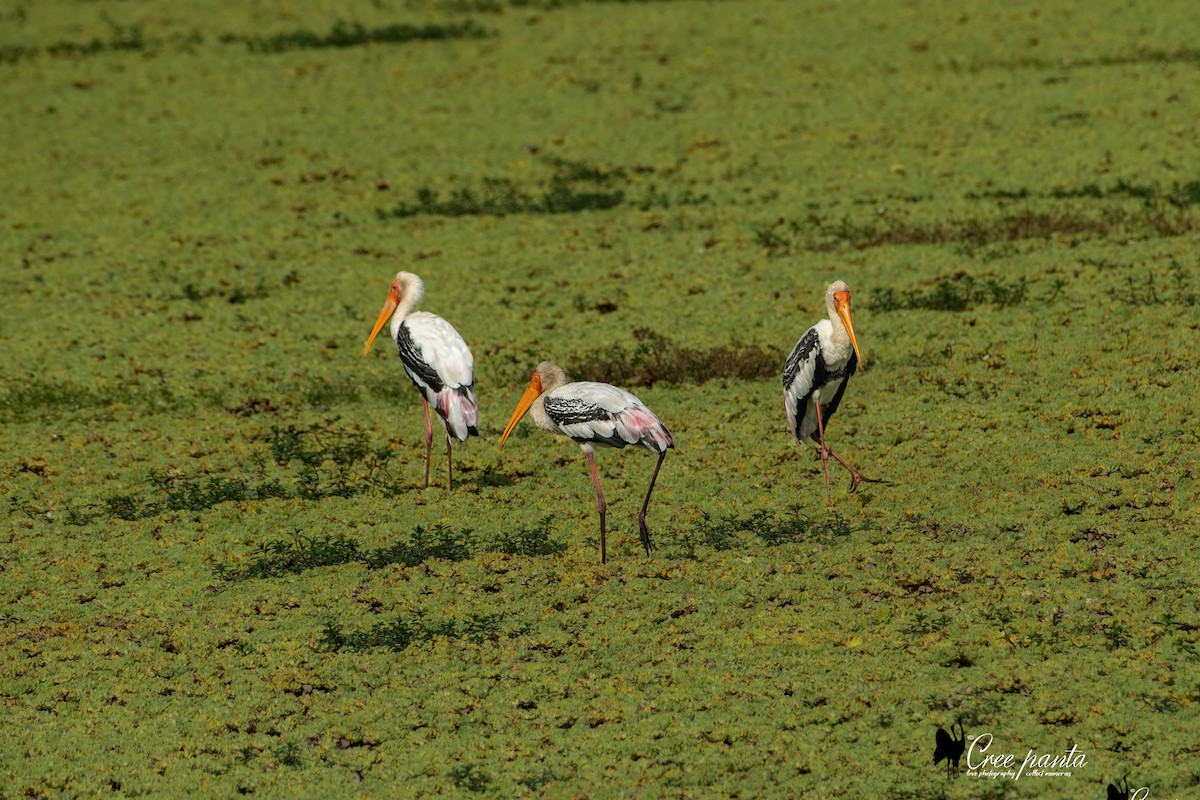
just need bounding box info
[0,377,181,424]
[0,19,163,64]
[9,421,405,525]
[756,207,1197,256]
[681,505,862,555]
[970,46,1200,73]
[1,17,486,64]
[968,178,1200,207]
[758,179,1200,256]
[571,328,782,387]
[216,518,563,580]
[377,157,708,219]
[867,273,1031,312]
[220,19,489,54]
[0,3,698,65]
[449,763,493,793]
[173,269,300,304]
[445,0,682,11]
[319,610,515,653]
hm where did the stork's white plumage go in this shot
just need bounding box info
[783,280,871,504]
[363,272,478,489]
[500,361,672,563]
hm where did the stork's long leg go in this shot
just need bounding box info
[421,398,433,488]
[825,446,869,493]
[810,402,874,496]
[636,451,666,557]
[813,398,833,506]
[585,451,607,564]
[445,434,453,491]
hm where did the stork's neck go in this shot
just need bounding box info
[530,362,569,434]
[388,284,424,341]
[828,313,851,349]
[529,394,555,433]
[826,297,850,348]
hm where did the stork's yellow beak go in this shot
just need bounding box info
[500,372,543,446]
[833,291,862,367]
[363,285,400,357]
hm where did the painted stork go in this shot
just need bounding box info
[783,280,871,504]
[500,361,673,563]
[363,271,478,489]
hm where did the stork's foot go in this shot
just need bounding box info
[846,471,889,493]
[637,514,654,557]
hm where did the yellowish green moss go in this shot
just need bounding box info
[2,1,1198,797]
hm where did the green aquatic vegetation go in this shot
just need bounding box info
[44,20,148,57]
[376,157,708,219]
[970,178,1200,207]
[683,506,859,552]
[868,274,1029,312]
[492,516,566,556]
[221,19,491,54]
[378,178,626,217]
[1105,260,1198,306]
[1,19,156,63]
[0,378,182,422]
[217,519,562,580]
[10,420,404,524]
[154,473,292,512]
[319,611,506,653]
[441,0,506,13]
[570,328,782,386]
[448,763,493,792]
[977,45,1200,72]
[266,422,400,500]
[4,0,1200,797]
[0,43,37,64]
[757,205,1198,255]
[758,174,1200,258]
[271,740,304,768]
[218,532,372,580]
[174,270,299,305]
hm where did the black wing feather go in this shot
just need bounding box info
[396,322,443,392]
[782,327,822,393]
[933,728,953,764]
[543,396,614,426]
[543,396,629,447]
[784,328,826,427]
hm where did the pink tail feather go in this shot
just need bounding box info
[435,386,478,442]
[620,406,673,453]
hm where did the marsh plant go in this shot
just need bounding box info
[216,519,563,580]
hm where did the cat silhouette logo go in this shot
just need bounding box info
[1107,778,1149,799]
[933,719,966,778]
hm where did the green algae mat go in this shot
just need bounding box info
[2,1,1199,797]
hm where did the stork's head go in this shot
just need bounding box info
[363,272,425,356]
[500,361,567,446]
